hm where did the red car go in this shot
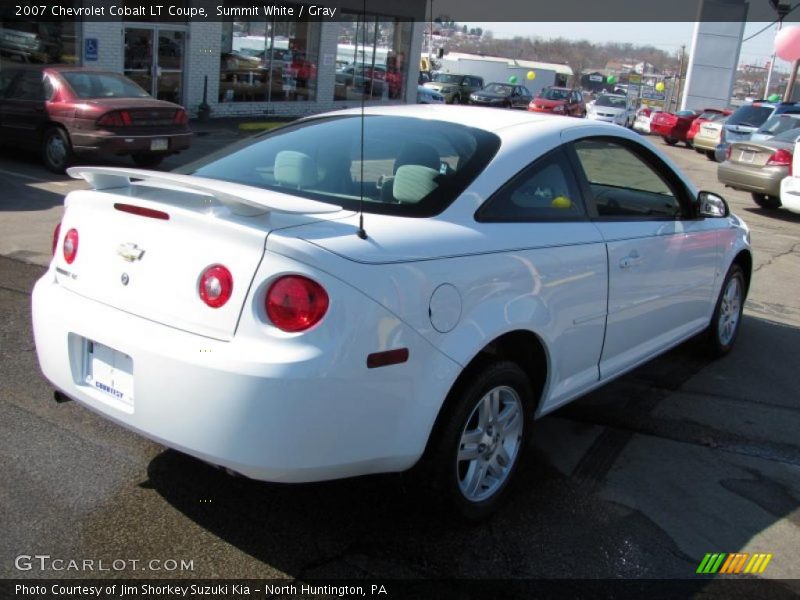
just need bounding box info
[687,108,732,145]
[649,109,700,146]
[0,65,191,173]
[528,87,586,117]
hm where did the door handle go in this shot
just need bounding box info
[619,251,642,269]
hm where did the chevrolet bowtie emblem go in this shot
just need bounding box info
[117,242,145,262]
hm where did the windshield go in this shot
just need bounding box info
[728,105,774,127]
[595,95,627,108]
[483,83,513,95]
[185,116,501,218]
[772,127,800,143]
[539,88,570,101]
[756,114,800,135]
[62,72,150,99]
[432,73,464,85]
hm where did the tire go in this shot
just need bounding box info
[695,147,704,154]
[706,264,746,357]
[131,153,164,168]
[705,150,717,162]
[41,126,73,174]
[425,361,533,521]
[664,137,678,146]
[750,193,781,209]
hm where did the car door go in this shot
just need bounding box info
[517,86,532,108]
[0,69,21,142]
[1,69,47,150]
[567,135,721,380]
[476,148,608,411]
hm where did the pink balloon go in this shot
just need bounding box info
[775,26,800,62]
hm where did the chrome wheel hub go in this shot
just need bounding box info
[457,385,523,502]
[718,276,742,346]
[47,136,66,166]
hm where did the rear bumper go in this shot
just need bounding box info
[717,161,786,197]
[649,124,676,137]
[71,132,192,155]
[32,269,460,483]
[692,135,719,151]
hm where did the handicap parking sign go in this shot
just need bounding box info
[85,38,98,61]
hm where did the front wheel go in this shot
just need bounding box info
[705,150,717,161]
[664,136,678,146]
[751,193,781,209]
[427,361,533,521]
[706,264,745,357]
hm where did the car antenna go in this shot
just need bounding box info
[356,0,368,240]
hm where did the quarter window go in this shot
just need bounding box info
[477,150,584,221]
[573,138,684,218]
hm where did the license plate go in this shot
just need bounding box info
[739,151,755,164]
[150,138,168,151]
[85,340,134,407]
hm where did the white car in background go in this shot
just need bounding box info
[417,85,445,104]
[778,139,800,214]
[32,105,752,520]
[586,93,635,127]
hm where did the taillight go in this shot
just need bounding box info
[726,144,733,160]
[266,275,329,332]
[97,110,132,127]
[199,265,233,308]
[51,222,61,256]
[63,228,78,264]
[767,149,793,174]
[173,109,188,125]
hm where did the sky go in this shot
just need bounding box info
[463,22,789,72]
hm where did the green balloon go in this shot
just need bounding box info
[768,93,781,102]
[508,75,518,84]
[606,75,617,85]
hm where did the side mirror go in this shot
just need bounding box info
[697,190,729,218]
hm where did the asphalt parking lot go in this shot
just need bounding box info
[1,122,799,593]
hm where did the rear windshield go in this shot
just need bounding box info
[184,116,501,217]
[756,114,800,135]
[539,88,569,100]
[698,111,725,121]
[62,72,150,99]
[728,105,774,127]
[772,127,800,143]
[595,95,627,107]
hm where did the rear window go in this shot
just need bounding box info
[184,116,501,217]
[772,127,800,143]
[757,114,800,135]
[62,72,150,99]
[728,105,774,127]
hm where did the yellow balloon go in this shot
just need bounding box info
[527,70,536,81]
[655,82,665,92]
[551,196,572,209]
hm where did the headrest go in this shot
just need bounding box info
[393,165,439,204]
[394,143,440,173]
[274,151,317,188]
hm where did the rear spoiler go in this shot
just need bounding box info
[67,167,341,217]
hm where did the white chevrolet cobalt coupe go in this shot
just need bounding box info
[33,105,751,519]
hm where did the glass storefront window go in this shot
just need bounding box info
[219,16,320,103]
[0,10,79,65]
[335,14,411,102]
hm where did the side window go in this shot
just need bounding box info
[573,138,685,219]
[477,150,585,221]
[6,71,45,101]
[0,70,18,98]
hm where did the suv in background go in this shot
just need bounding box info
[423,73,484,104]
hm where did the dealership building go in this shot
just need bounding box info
[0,1,426,118]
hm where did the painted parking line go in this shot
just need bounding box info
[0,168,72,186]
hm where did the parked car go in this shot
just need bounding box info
[749,113,800,142]
[649,109,699,146]
[693,117,728,161]
[778,138,800,214]
[423,73,484,104]
[687,109,732,145]
[33,106,751,520]
[718,127,800,209]
[722,100,800,146]
[586,93,635,127]
[632,105,662,134]
[469,83,532,109]
[528,86,586,117]
[417,85,445,104]
[0,66,191,173]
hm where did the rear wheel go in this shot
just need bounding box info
[131,153,164,169]
[750,193,781,209]
[664,137,678,146]
[426,361,533,521]
[41,126,73,174]
[705,150,716,161]
[706,264,745,357]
